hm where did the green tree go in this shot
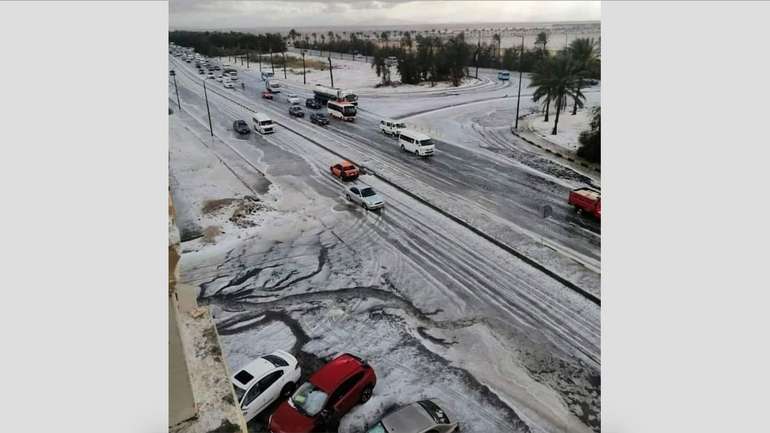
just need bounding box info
[536,31,548,56]
[567,38,599,115]
[578,106,600,162]
[529,56,555,122]
[545,54,583,134]
[492,33,501,65]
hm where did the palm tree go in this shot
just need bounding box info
[529,57,555,122]
[546,54,583,135]
[567,38,599,115]
[312,32,317,46]
[492,33,501,65]
[288,28,298,44]
[536,31,548,56]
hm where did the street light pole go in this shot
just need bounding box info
[302,51,306,85]
[328,56,334,87]
[258,51,262,72]
[171,72,181,110]
[270,49,274,74]
[514,34,524,131]
[282,52,287,79]
[203,81,213,137]
[246,52,249,69]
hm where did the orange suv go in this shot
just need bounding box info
[330,160,359,181]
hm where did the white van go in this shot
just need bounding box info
[380,119,406,136]
[261,71,274,80]
[252,113,275,134]
[265,80,281,93]
[398,129,435,157]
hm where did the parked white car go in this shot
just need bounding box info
[231,350,301,422]
[346,183,385,210]
[216,75,224,82]
[380,119,406,136]
[286,93,301,105]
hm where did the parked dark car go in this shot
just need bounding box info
[289,106,305,118]
[233,120,251,135]
[305,98,322,109]
[310,113,329,126]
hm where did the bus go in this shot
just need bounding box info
[497,71,511,81]
[314,84,358,106]
[327,100,357,121]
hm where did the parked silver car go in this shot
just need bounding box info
[345,183,384,210]
[367,400,459,433]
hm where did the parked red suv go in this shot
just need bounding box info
[268,353,376,433]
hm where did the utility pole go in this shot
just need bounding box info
[246,52,249,69]
[514,34,524,131]
[270,49,274,74]
[258,51,262,72]
[302,50,307,85]
[282,52,287,79]
[475,30,481,79]
[170,70,180,110]
[328,56,334,87]
[203,81,213,137]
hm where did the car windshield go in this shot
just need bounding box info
[366,422,389,433]
[291,383,328,417]
[361,188,376,197]
[419,139,433,147]
[260,120,273,126]
[343,106,357,116]
[395,123,406,129]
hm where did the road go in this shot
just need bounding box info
[169,56,601,433]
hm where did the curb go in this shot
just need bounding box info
[511,129,601,174]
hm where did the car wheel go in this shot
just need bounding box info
[400,144,405,152]
[281,382,296,398]
[360,385,373,403]
[346,194,351,201]
[362,202,367,210]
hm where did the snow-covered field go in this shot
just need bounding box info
[170,50,601,433]
[527,104,599,153]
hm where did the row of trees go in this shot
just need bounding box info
[370,34,471,87]
[528,37,599,142]
[169,31,286,57]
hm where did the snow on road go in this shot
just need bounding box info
[170,53,601,433]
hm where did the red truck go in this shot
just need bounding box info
[568,187,601,219]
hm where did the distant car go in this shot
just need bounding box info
[289,106,305,117]
[233,120,250,134]
[286,93,301,105]
[310,113,329,126]
[268,353,376,433]
[223,80,234,89]
[230,350,301,423]
[262,91,274,100]
[305,98,322,109]
[366,400,459,433]
[198,69,205,75]
[216,75,223,82]
[330,160,359,180]
[346,184,384,210]
[207,72,215,79]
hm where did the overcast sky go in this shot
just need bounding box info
[170,1,601,30]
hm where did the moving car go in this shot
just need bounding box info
[216,75,224,82]
[568,187,601,219]
[231,350,301,423]
[262,91,274,100]
[305,98,322,109]
[286,93,301,105]
[268,353,376,433]
[207,72,215,79]
[346,184,384,210]
[198,69,205,75]
[310,113,329,126]
[233,120,250,135]
[330,160,359,180]
[223,79,234,89]
[497,70,511,81]
[398,129,435,157]
[289,106,305,118]
[366,400,459,433]
[252,113,275,134]
[380,119,406,136]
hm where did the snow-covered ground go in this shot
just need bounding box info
[528,104,598,153]
[170,51,601,433]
